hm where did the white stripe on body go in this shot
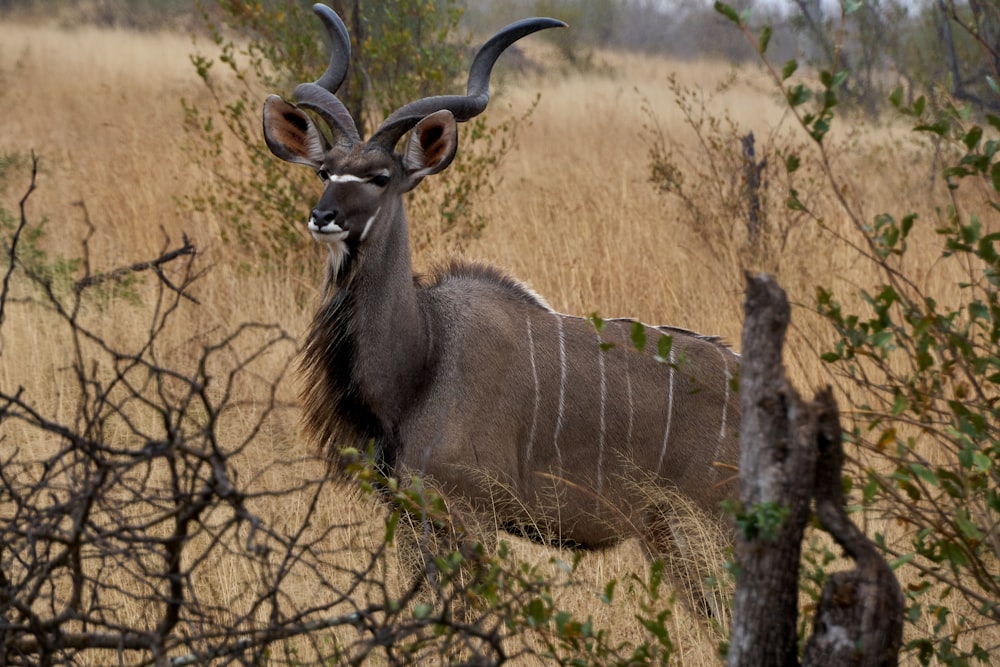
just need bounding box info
[619,320,635,452]
[525,318,541,483]
[710,346,734,483]
[656,346,676,477]
[596,331,607,507]
[552,314,566,471]
[626,359,634,451]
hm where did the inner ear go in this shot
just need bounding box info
[262,95,327,168]
[403,110,458,187]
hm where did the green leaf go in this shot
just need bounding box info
[985,139,999,159]
[656,334,674,363]
[889,86,903,109]
[385,510,400,542]
[915,120,949,136]
[863,476,880,503]
[962,215,982,244]
[736,501,790,541]
[955,511,984,541]
[898,479,921,500]
[787,189,805,211]
[785,154,801,173]
[600,579,617,605]
[910,463,940,488]
[758,25,772,54]
[787,83,811,107]
[990,162,1000,194]
[524,597,550,627]
[890,552,916,570]
[969,300,988,321]
[901,213,915,239]
[810,118,831,143]
[963,125,983,151]
[781,59,798,81]
[630,321,647,352]
[971,451,992,473]
[714,1,741,24]
[656,336,674,362]
[871,330,894,349]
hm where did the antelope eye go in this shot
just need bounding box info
[369,173,390,187]
[316,168,330,182]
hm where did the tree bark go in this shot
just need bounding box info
[727,274,903,667]
[727,273,818,667]
[741,132,765,250]
[802,391,904,666]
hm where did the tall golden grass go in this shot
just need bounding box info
[0,20,993,665]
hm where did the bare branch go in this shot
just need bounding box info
[0,151,38,329]
[74,236,198,304]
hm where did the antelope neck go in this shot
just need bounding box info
[327,203,431,426]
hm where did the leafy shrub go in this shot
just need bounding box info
[707,3,1000,662]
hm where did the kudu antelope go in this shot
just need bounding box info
[263,3,741,613]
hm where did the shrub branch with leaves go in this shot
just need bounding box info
[711,1,1000,663]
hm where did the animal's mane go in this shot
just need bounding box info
[605,319,736,353]
[417,261,736,353]
[657,323,731,349]
[418,259,553,311]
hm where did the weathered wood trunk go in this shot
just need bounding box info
[727,273,903,667]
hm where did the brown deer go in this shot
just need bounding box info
[263,3,740,615]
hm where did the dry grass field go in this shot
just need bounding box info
[0,17,995,666]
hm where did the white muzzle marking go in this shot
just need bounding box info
[309,216,349,244]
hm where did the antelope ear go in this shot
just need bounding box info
[262,95,327,168]
[402,109,458,190]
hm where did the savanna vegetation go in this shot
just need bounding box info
[1,0,998,664]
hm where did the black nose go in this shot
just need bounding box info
[311,208,338,225]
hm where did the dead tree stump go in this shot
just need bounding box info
[741,132,765,248]
[727,273,903,667]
